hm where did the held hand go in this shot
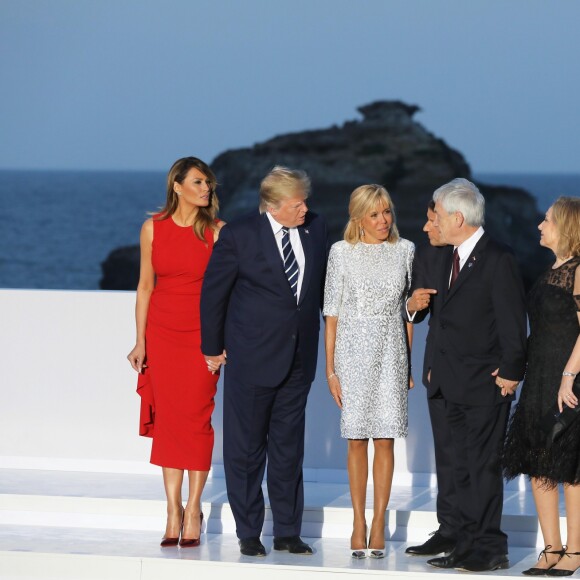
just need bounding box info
[127,343,146,373]
[558,375,578,412]
[205,352,227,374]
[407,288,438,313]
[409,373,415,390]
[492,368,520,397]
[327,373,343,409]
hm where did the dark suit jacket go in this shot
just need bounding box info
[408,242,449,388]
[421,233,527,406]
[200,210,328,387]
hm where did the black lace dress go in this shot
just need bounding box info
[503,256,580,486]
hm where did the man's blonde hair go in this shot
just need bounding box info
[259,166,310,213]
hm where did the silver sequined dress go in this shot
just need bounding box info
[323,238,414,439]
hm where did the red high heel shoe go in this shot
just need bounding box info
[160,507,184,547]
[179,512,204,547]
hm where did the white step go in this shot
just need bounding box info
[0,525,548,580]
[0,469,559,543]
[0,468,568,580]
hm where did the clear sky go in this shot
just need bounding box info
[1,0,579,173]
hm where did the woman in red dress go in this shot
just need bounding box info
[127,157,225,547]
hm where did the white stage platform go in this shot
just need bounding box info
[0,468,565,580]
[0,290,566,579]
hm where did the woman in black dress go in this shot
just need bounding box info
[503,196,580,576]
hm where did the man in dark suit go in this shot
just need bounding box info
[200,166,327,557]
[404,201,459,558]
[408,179,527,572]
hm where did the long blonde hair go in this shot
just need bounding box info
[156,157,219,242]
[344,184,399,244]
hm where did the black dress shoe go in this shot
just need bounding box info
[239,537,266,557]
[273,535,313,555]
[405,531,456,556]
[455,553,510,572]
[427,548,470,569]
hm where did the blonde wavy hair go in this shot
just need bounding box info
[551,196,580,258]
[344,184,399,244]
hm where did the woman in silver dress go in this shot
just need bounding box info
[324,184,414,559]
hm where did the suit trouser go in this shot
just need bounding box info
[445,400,510,556]
[223,349,311,539]
[428,395,458,539]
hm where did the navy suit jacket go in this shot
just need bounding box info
[408,242,449,388]
[200,210,328,387]
[421,233,527,406]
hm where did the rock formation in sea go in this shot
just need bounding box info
[100,245,140,291]
[100,100,549,290]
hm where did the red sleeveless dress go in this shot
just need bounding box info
[137,216,218,470]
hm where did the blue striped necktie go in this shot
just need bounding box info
[281,227,299,298]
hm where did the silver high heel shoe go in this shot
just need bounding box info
[351,524,368,559]
[368,530,385,559]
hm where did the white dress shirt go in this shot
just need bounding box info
[449,226,485,286]
[266,211,305,302]
[406,226,485,320]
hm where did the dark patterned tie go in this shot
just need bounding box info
[450,248,460,288]
[281,227,299,298]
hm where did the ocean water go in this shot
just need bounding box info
[0,170,578,290]
[0,170,165,290]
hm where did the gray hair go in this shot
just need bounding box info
[259,166,311,213]
[433,178,485,227]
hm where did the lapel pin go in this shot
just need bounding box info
[305,229,309,234]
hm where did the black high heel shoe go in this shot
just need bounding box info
[179,512,204,547]
[160,507,184,547]
[523,545,566,575]
[546,550,580,577]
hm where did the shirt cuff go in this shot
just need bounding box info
[405,299,417,322]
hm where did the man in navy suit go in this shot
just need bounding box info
[405,201,459,558]
[408,179,526,572]
[200,166,327,557]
